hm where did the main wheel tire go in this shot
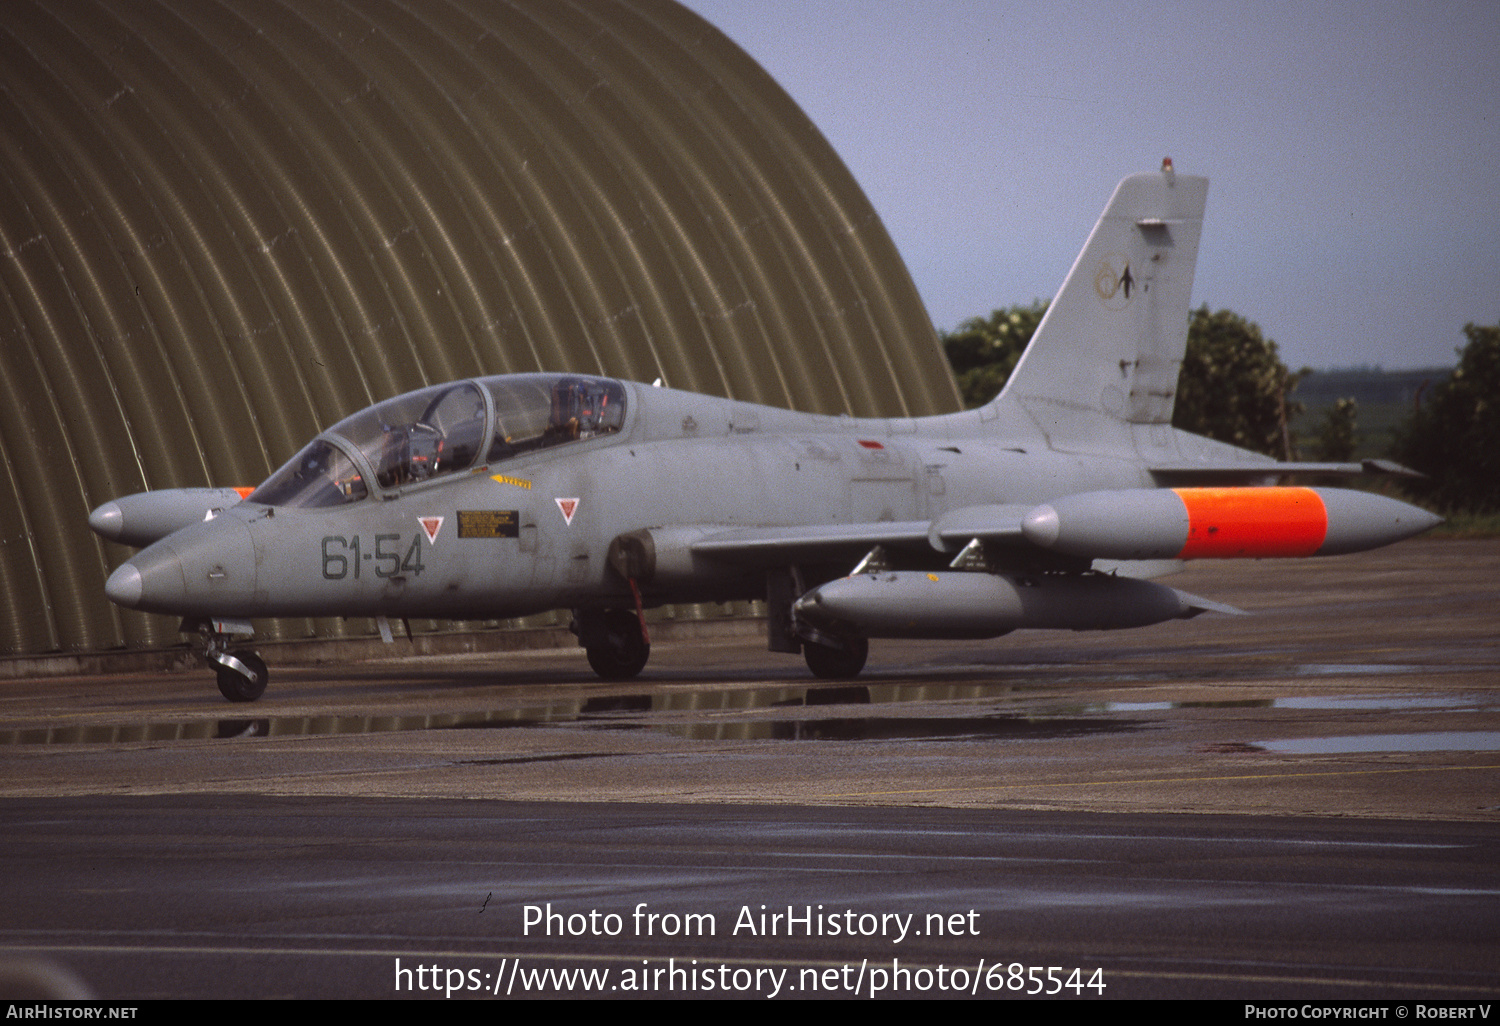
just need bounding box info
[585,609,650,680]
[803,636,868,679]
[216,651,268,702]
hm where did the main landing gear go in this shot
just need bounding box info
[187,618,267,702]
[801,634,869,680]
[573,607,650,680]
[767,567,870,680]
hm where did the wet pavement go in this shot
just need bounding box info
[1,538,1497,820]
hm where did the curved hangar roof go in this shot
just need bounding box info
[0,0,959,656]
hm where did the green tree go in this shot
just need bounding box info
[1393,322,1500,514]
[1308,397,1359,462]
[1172,306,1301,459]
[940,301,1047,408]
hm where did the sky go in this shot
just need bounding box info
[682,0,1500,371]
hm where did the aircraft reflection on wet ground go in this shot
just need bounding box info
[0,680,1140,745]
[6,676,1498,751]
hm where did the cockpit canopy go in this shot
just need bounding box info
[248,374,627,508]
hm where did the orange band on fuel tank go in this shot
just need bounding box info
[1174,487,1328,558]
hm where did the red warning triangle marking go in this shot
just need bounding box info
[555,497,579,526]
[418,516,444,544]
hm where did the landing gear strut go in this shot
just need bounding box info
[573,607,650,680]
[187,618,267,702]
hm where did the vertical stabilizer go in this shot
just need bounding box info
[992,165,1208,453]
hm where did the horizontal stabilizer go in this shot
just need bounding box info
[1170,589,1247,617]
[1150,458,1424,485]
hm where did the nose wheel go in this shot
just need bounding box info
[213,650,268,702]
[188,618,268,702]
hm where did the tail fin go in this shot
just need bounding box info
[991,163,1208,453]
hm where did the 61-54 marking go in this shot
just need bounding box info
[321,533,426,580]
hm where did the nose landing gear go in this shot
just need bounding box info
[187,618,268,702]
[212,649,268,702]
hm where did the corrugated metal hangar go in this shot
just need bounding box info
[0,0,959,657]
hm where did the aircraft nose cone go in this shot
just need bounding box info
[104,562,142,607]
[103,541,186,612]
[102,516,257,615]
[89,501,124,541]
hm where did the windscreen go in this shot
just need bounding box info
[247,439,368,508]
[334,381,487,489]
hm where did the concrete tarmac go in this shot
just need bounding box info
[3,796,1496,999]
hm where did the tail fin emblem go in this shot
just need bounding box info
[1094,255,1134,307]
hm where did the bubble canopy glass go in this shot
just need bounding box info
[247,374,627,508]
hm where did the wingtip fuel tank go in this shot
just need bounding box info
[1021,487,1441,561]
[88,487,252,548]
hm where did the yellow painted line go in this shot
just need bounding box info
[825,762,1500,799]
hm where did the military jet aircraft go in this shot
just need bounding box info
[91,164,1440,701]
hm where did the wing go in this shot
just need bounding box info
[684,504,1181,580]
[682,484,1438,576]
[689,505,1028,563]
